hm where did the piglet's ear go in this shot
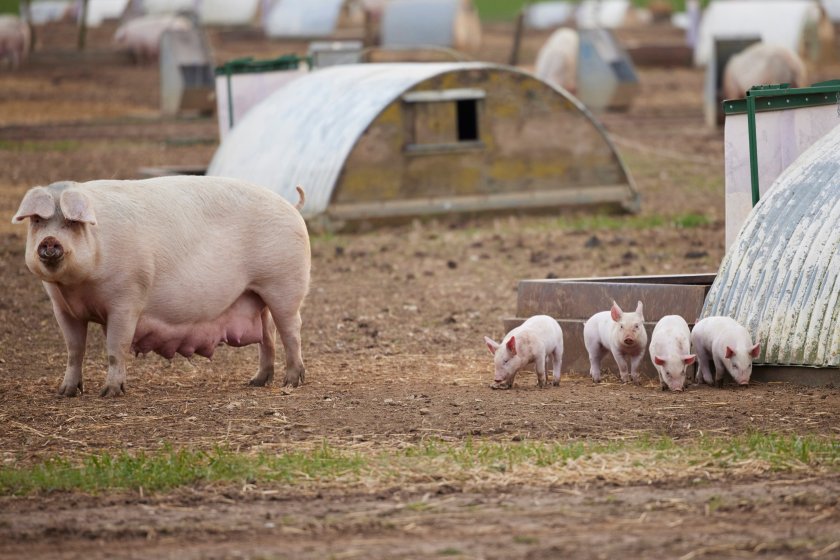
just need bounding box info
[683,354,696,365]
[635,300,644,321]
[60,190,96,225]
[750,343,760,358]
[506,335,517,355]
[725,346,735,359]
[484,336,500,355]
[610,301,623,322]
[654,356,665,366]
[12,187,55,223]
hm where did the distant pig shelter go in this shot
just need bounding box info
[208,62,639,228]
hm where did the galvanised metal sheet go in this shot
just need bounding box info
[381,0,459,47]
[208,63,492,216]
[701,124,840,367]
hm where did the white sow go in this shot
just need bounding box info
[13,176,311,397]
[649,315,695,392]
[691,316,760,387]
[484,315,564,389]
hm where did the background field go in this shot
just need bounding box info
[0,17,838,560]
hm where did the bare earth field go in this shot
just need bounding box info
[0,21,838,560]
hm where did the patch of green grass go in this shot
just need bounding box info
[0,0,18,15]
[2,433,837,496]
[0,443,364,496]
[673,213,710,228]
[513,535,540,545]
[0,139,81,153]
[437,548,463,556]
[473,0,709,21]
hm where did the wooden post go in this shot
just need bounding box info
[508,8,525,66]
[77,0,89,50]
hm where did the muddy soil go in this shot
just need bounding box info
[0,20,838,560]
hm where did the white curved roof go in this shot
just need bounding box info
[694,0,821,66]
[208,63,496,215]
[702,123,840,367]
[264,0,344,37]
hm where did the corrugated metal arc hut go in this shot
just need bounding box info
[207,62,639,225]
[701,123,840,369]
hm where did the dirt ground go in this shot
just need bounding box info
[0,20,838,560]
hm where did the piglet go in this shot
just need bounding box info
[0,15,30,69]
[649,315,695,392]
[691,316,760,387]
[484,315,564,389]
[584,301,647,384]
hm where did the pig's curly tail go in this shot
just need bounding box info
[295,186,305,211]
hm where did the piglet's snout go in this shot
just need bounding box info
[38,236,64,265]
[623,337,634,346]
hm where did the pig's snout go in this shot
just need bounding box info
[38,237,64,266]
[739,380,749,386]
[623,337,634,346]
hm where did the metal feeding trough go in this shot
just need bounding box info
[160,28,215,116]
[503,274,715,380]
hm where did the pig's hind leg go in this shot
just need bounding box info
[260,293,305,387]
[585,341,607,383]
[693,343,714,385]
[248,307,276,387]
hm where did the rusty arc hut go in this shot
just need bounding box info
[207,62,639,227]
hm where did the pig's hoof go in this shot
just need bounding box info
[490,382,509,390]
[248,377,269,387]
[57,382,83,397]
[99,383,125,397]
[283,367,305,388]
[552,380,560,387]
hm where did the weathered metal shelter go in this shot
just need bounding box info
[159,27,214,115]
[207,62,639,226]
[694,0,824,66]
[381,0,481,52]
[263,0,345,37]
[702,122,840,372]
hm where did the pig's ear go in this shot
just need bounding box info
[635,301,644,320]
[725,346,735,359]
[750,343,760,358]
[60,190,97,225]
[610,301,623,322]
[654,355,665,366]
[484,336,500,354]
[12,187,55,223]
[683,354,696,365]
[506,335,517,355]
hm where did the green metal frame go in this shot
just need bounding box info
[722,80,840,206]
[215,55,313,130]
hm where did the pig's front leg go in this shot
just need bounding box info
[101,306,141,397]
[613,351,631,383]
[249,308,276,387]
[629,352,644,384]
[712,355,727,388]
[693,344,713,385]
[53,305,88,397]
[535,353,547,388]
